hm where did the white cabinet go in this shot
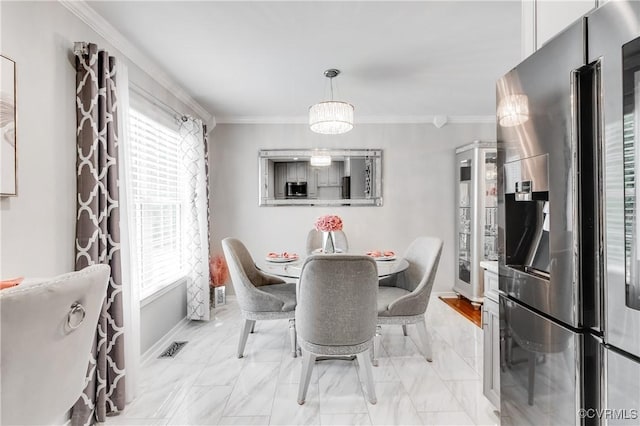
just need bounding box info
[330,162,343,186]
[522,0,599,58]
[454,142,497,306]
[482,267,500,410]
[482,296,500,409]
[480,261,499,300]
[307,166,318,198]
[316,162,344,187]
[537,1,595,49]
[286,162,307,182]
[274,163,286,199]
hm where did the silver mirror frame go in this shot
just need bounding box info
[258,149,383,207]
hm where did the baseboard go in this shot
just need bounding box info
[141,316,190,366]
[432,290,458,298]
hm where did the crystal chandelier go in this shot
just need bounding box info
[309,69,354,135]
[497,94,529,127]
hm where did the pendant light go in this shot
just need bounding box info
[309,69,354,135]
[497,94,529,127]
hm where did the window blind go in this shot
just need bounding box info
[129,108,184,296]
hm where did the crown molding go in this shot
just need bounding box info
[59,0,215,128]
[216,115,496,125]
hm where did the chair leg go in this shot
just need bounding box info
[237,319,255,358]
[357,350,377,405]
[250,321,256,333]
[402,324,408,336]
[416,319,433,362]
[289,319,297,358]
[297,350,316,405]
[372,325,382,367]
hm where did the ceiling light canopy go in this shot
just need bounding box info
[497,94,529,127]
[309,69,354,135]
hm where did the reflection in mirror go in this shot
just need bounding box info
[259,149,382,206]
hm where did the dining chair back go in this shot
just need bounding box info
[222,237,298,358]
[305,229,349,254]
[296,254,378,405]
[374,236,443,365]
[0,265,110,425]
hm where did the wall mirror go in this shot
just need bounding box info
[258,149,383,206]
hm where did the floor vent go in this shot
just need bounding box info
[158,341,188,358]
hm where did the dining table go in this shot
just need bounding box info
[258,253,410,280]
[257,252,409,361]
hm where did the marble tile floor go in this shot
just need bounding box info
[104,296,500,426]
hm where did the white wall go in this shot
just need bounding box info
[209,122,496,294]
[0,1,198,351]
[1,1,78,278]
[0,1,203,277]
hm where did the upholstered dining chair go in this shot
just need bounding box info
[0,264,110,425]
[305,229,349,254]
[373,236,443,366]
[296,254,378,405]
[222,237,297,358]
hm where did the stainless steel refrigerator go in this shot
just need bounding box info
[496,1,640,425]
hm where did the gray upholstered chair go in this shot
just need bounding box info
[222,237,297,358]
[296,254,378,405]
[0,265,110,425]
[305,229,349,254]
[373,236,443,365]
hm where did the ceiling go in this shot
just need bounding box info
[89,1,521,123]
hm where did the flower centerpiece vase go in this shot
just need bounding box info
[322,231,336,254]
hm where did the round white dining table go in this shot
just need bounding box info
[258,255,409,279]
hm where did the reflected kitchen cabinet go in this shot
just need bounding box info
[286,161,307,182]
[317,162,344,187]
[275,163,287,199]
[307,166,318,198]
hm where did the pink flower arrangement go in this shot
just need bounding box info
[314,214,343,232]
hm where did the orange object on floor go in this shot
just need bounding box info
[439,296,482,328]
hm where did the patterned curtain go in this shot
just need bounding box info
[180,117,211,320]
[204,124,211,270]
[72,42,125,425]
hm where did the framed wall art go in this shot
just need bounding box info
[1,55,16,196]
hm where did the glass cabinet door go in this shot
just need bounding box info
[459,159,472,283]
[484,152,498,261]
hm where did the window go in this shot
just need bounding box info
[129,108,185,298]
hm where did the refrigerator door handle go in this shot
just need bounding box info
[593,61,605,334]
[571,68,582,326]
[573,63,605,331]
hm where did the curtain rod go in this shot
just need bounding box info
[129,82,191,122]
[74,42,210,131]
[73,41,88,56]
